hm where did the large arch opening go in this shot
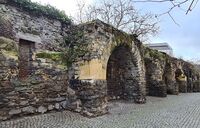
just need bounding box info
[106,45,139,100]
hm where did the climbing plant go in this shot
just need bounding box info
[61,25,89,67]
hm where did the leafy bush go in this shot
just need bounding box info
[7,0,71,24]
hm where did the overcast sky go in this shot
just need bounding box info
[31,0,200,61]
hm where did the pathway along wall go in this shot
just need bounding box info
[69,20,146,117]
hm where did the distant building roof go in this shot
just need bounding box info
[145,43,173,56]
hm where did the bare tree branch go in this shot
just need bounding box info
[186,0,195,14]
[73,0,159,41]
[132,0,199,15]
[132,0,199,25]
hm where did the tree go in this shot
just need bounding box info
[131,0,198,15]
[132,0,199,25]
[74,0,159,41]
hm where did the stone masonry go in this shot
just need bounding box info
[0,0,71,51]
[0,0,200,121]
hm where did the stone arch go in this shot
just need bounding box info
[175,68,187,93]
[106,45,141,100]
[163,62,178,95]
[69,20,146,117]
[74,39,146,102]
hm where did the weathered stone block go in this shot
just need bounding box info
[48,104,54,111]
[37,106,47,114]
[22,106,36,114]
[9,109,21,115]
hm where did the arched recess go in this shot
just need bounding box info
[163,62,178,95]
[175,68,187,93]
[106,45,144,101]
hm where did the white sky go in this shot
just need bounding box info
[31,0,93,17]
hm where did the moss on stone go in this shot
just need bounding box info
[36,51,70,67]
[0,37,18,60]
[5,0,71,24]
[36,52,63,61]
[144,47,166,61]
[0,37,17,51]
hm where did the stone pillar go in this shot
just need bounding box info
[178,81,187,93]
[145,58,167,97]
[193,80,200,92]
[176,74,187,93]
[148,81,167,97]
[70,79,108,117]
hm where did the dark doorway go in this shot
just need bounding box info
[18,39,35,80]
[106,46,138,100]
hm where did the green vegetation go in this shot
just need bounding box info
[61,26,89,67]
[0,37,17,52]
[36,52,63,61]
[0,37,18,60]
[36,51,71,67]
[7,0,71,24]
[144,47,166,61]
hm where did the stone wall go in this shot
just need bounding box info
[145,58,167,97]
[0,1,200,121]
[0,37,80,121]
[70,20,146,103]
[136,40,200,97]
[0,2,71,51]
[70,79,107,117]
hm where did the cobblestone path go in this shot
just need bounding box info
[1,93,200,128]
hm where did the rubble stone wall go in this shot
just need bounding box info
[136,41,200,97]
[0,37,80,121]
[0,1,200,121]
[0,2,71,51]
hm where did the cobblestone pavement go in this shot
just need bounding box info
[1,93,200,128]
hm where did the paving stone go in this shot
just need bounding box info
[1,93,200,128]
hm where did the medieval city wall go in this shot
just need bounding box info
[0,1,79,121]
[0,0,200,121]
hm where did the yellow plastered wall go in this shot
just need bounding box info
[79,59,107,80]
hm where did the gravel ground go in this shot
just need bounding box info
[1,93,200,128]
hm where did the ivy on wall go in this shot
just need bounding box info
[61,26,89,67]
[6,0,71,24]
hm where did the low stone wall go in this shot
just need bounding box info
[0,60,80,121]
[69,79,108,117]
[0,38,80,121]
